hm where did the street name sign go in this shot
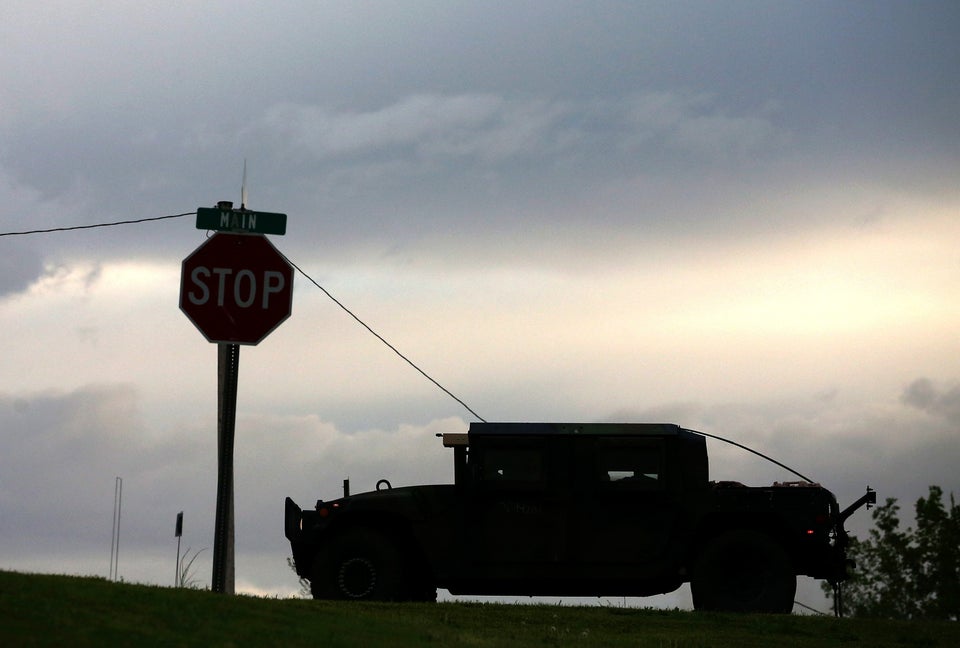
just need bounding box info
[180,233,294,345]
[196,207,287,235]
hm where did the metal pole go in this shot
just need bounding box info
[110,479,118,580]
[212,343,239,594]
[109,476,122,581]
[116,477,122,581]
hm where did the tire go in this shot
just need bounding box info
[310,530,404,601]
[690,530,796,614]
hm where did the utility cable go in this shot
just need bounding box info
[281,253,488,423]
[793,600,828,616]
[0,212,194,237]
[0,210,487,422]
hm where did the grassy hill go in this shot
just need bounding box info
[1,570,956,647]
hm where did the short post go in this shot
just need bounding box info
[175,511,183,586]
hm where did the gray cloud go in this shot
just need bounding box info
[0,383,461,581]
[0,385,209,554]
[0,1,957,603]
[609,382,959,531]
[246,92,786,169]
[0,88,790,267]
[901,378,960,427]
[0,243,43,298]
[2,2,956,267]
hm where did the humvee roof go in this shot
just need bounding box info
[441,423,694,447]
[468,422,687,436]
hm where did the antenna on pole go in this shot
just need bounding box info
[240,159,248,210]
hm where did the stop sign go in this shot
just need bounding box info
[179,233,294,345]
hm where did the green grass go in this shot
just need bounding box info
[1,570,956,647]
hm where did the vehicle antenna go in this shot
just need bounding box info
[685,428,815,484]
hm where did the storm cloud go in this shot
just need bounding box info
[0,2,957,608]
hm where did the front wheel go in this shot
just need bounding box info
[310,530,404,601]
[690,530,796,614]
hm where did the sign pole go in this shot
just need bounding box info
[212,342,240,594]
[180,201,292,595]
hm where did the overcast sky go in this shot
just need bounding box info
[1,1,958,611]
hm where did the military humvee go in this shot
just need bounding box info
[285,422,874,613]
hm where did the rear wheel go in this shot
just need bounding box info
[691,530,796,613]
[310,530,404,601]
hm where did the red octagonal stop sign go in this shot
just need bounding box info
[179,233,294,345]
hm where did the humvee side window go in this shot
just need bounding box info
[478,448,543,484]
[596,440,663,488]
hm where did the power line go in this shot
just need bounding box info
[794,600,828,616]
[282,253,488,423]
[0,212,194,237]
[0,209,487,422]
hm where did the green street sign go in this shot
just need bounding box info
[196,207,287,235]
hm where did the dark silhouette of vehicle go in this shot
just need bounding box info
[285,422,874,613]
